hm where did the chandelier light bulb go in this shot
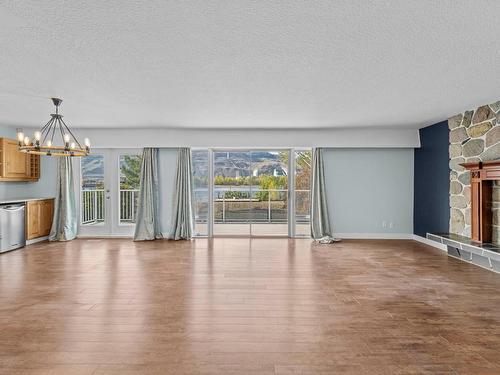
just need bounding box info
[84,138,91,147]
[70,142,76,149]
[46,140,52,147]
[17,130,24,143]
[24,136,30,146]
[63,134,70,143]
[34,131,41,141]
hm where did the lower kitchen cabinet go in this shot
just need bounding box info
[26,199,54,240]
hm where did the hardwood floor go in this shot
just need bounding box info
[2,238,500,374]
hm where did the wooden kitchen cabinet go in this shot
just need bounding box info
[0,138,40,181]
[40,199,54,235]
[26,199,54,240]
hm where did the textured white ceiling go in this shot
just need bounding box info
[1,1,499,129]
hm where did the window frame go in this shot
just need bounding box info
[191,148,311,238]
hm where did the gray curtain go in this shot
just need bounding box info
[134,148,162,241]
[310,148,339,243]
[167,148,194,240]
[49,157,77,241]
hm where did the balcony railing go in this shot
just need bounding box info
[82,189,105,225]
[81,189,139,225]
[120,189,139,223]
[194,188,310,224]
[82,187,308,227]
[215,188,287,223]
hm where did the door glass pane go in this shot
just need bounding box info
[250,151,288,236]
[213,151,251,236]
[81,155,105,226]
[119,154,142,224]
[294,150,312,236]
[192,149,209,236]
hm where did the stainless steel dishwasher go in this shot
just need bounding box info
[0,203,26,253]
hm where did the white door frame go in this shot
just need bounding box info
[112,148,142,237]
[76,149,111,237]
[76,148,142,237]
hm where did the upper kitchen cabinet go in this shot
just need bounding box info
[0,138,40,181]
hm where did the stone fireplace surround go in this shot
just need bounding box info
[428,99,500,273]
[448,100,500,239]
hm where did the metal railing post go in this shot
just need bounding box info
[131,191,135,222]
[93,191,97,224]
[222,194,225,223]
[268,190,271,223]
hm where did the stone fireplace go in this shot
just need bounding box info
[426,100,500,274]
[449,100,500,242]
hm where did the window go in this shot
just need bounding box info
[249,150,288,236]
[294,150,311,236]
[81,154,105,225]
[192,149,209,236]
[119,154,142,224]
[190,148,311,238]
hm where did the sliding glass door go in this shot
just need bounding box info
[192,148,310,237]
[77,149,142,237]
[249,151,288,236]
[294,150,312,236]
[213,151,252,236]
[192,149,210,236]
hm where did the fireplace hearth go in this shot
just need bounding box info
[426,160,500,274]
[427,232,500,273]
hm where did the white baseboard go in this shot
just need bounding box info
[73,234,443,246]
[77,235,132,239]
[333,233,414,240]
[411,234,447,251]
[26,236,49,245]
[79,233,413,240]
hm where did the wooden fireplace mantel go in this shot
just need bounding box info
[461,160,500,243]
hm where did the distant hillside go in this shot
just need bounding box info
[192,151,287,178]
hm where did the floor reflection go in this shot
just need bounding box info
[2,238,500,373]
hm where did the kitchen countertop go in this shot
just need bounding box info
[0,197,55,205]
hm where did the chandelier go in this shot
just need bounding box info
[17,98,90,157]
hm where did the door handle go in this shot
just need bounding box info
[2,206,24,211]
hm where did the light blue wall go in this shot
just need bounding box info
[0,127,58,201]
[323,148,414,236]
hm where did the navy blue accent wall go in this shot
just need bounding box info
[414,121,450,237]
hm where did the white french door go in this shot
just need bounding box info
[76,148,142,237]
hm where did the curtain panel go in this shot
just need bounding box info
[134,148,163,241]
[49,157,77,241]
[310,148,338,243]
[167,148,195,240]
